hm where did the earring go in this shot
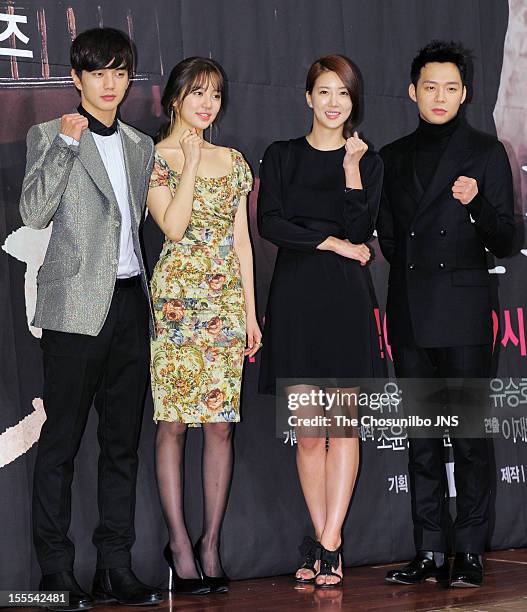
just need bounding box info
[208,123,213,144]
[170,107,176,132]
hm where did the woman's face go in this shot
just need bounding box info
[306,70,352,132]
[175,76,222,130]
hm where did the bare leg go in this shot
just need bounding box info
[288,384,326,580]
[155,421,199,578]
[198,422,234,576]
[316,388,360,586]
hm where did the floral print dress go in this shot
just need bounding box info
[149,148,252,425]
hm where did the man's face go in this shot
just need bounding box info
[71,64,129,117]
[409,61,466,124]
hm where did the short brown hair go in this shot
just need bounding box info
[305,55,361,136]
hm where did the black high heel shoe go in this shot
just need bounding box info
[315,544,343,588]
[294,536,321,584]
[163,544,210,595]
[193,538,230,594]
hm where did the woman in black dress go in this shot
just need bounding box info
[257,55,383,587]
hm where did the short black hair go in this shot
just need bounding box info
[70,27,134,76]
[411,40,469,86]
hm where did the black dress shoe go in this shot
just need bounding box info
[450,552,483,587]
[385,551,449,585]
[163,544,210,595]
[92,568,164,606]
[39,571,93,611]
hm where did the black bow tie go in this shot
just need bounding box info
[77,105,118,136]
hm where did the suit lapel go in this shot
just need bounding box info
[118,121,146,228]
[396,131,424,204]
[77,130,118,209]
[413,123,474,219]
[412,147,425,200]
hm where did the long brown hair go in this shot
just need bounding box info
[305,54,361,137]
[157,56,226,142]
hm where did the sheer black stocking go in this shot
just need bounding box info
[197,422,234,577]
[155,421,199,579]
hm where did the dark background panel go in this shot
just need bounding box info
[1,0,526,591]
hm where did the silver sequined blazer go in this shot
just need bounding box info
[19,118,155,336]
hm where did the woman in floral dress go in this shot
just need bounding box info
[147,57,261,594]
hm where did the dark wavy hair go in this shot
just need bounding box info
[70,27,134,76]
[157,57,226,142]
[305,55,361,138]
[411,40,470,86]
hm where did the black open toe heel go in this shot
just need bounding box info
[294,536,321,584]
[193,539,230,594]
[316,545,343,588]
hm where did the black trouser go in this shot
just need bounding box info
[33,279,150,574]
[392,344,491,555]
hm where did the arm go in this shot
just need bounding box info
[256,143,330,251]
[343,153,384,243]
[19,125,80,229]
[376,148,396,263]
[146,163,196,241]
[459,142,515,258]
[233,196,262,357]
[146,131,201,242]
[142,140,155,212]
[376,190,396,264]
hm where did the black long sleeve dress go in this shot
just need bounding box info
[257,136,384,394]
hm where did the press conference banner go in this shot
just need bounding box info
[1,0,526,590]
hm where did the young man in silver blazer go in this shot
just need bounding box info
[19,28,162,610]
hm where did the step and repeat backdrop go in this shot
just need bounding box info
[1,0,526,590]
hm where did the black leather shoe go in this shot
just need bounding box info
[450,552,483,587]
[92,568,163,606]
[39,571,93,611]
[385,551,449,585]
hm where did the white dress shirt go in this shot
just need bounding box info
[60,130,140,278]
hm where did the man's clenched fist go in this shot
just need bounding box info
[452,176,478,206]
[60,113,89,142]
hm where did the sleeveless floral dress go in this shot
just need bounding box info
[149,148,252,425]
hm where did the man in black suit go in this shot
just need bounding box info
[378,41,514,587]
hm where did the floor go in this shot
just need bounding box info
[15,548,527,611]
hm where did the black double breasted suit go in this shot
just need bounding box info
[378,116,514,554]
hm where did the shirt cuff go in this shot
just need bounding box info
[59,133,80,147]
